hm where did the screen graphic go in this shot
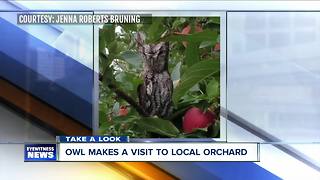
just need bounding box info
[0,1,319,179]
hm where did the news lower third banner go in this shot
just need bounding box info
[24,136,260,162]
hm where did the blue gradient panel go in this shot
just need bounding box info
[24,144,57,161]
[154,162,280,180]
[0,17,92,127]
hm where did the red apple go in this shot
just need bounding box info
[183,107,216,133]
[119,105,128,116]
[214,42,220,52]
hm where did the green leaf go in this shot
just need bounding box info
[173,60,220,104]
[112,102,120,116]
[102,24,115,43]
[115,71,142,99]
[121,24,137,32]
[99,109,107,126]
[102,66,115,83]
[172,17,186,29]
[208,17,220,25]
[181,128,208,138]
[211,120,220,138]
[108,41,118,55]
[206,78,220,99]
[99,52,109,73]
[166,30,218,44]
[179,93,204,105]
[99,29,106,54]
[120,51,143,69]
[199,41,215,48]
[190,30,218,42]
[99,106,113,134]
[112,115,136,123]
[147,17,165,42]
[185,42,200,66]
[139,117,180,137]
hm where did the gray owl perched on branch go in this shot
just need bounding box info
[136,32,173,118]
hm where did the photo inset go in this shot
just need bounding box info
[99,17,220,138]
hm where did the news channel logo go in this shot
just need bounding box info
[24,144,57,161]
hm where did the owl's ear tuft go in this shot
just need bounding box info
[154,42,169,52]
[135,32,146,53]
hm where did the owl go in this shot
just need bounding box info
[136,32,173,118]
